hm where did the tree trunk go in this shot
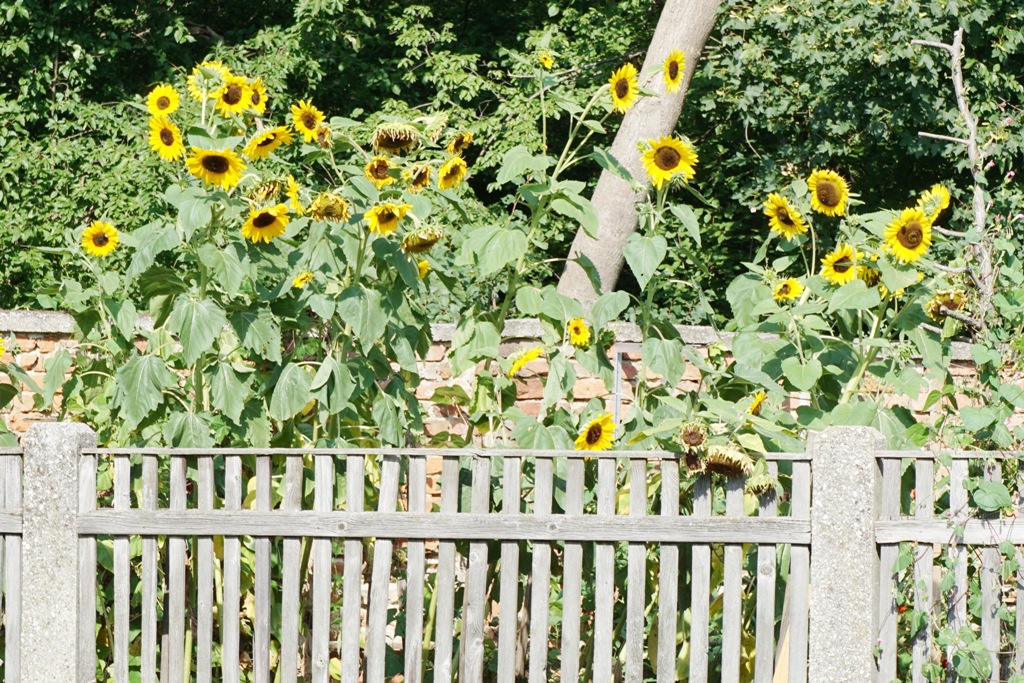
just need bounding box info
[556,0,723,308]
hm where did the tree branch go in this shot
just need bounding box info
[940,306,983,328]
[917,131,969,146]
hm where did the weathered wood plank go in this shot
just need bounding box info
[911,458,934,683]
[254,454,272,683]
[594,457,616,683]
[946,457,968,667]
[1018,474,1024,673]
[528,457,554,683]
[279,455,304,683]
[166,457,188,683]
[462,456,491,683]
[625,458,647,683]
[312,455,334,683]
[114,454,131,683]
[77,448,96,681]
[561,458,586,683]
[367,455,401,683]
[657,459,680,683]
[404,455,427,683]
[497,456,523,683]
[876,458,901,682]
[721,476,745,683]
[980,462,1001,681]
[342,455,366,683]
[788,461,810,683]
[3,456,19,680]
[432,456,460,683]
[0,455,8,675]
[754,461,778,683]
[141,455,159,683]
[222,455,242,683]
[196,455,214,683]
[689,474,712,682]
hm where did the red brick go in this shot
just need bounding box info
[516,378,545,400]
[573,377,610,401]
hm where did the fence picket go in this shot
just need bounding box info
[367,455,401,683]
[787,461,811,683]
[1018,473,1024,672]
[561,457,586,683]
[497,455,523,683]
[947,459,969,669]
[528,457,554,683]
[625,458,647,682]
[594,457,616,683]
[689,473,712,682]
[657,458,680,683]
[877,457,901,680]
[722,476,745,683]
[279,454,304,683]
[4,455,19,680]
[0,457,8,675]
[222,454,243,683]
[196,455,214,683]
[114,454,131,683]
[342,454,366,683]
[254,454,273,683]
[404,455,427,683]
[432,455,460,683]
[462,456,492,682]
[167,456,188,683]
[754,461,778,683]
[78,445,96,680]
[312,455,334,683]
[141,455,159,683]
[981,461,1001,681]
[911,458,934,683]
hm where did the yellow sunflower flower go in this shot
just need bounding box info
[642,136,698,189]
[609,63,639,113]
[293,271,314,289]
[663,50,686,93]
[917,184,951,224]
[507,346,543,377]
[574,413,616,451]
[539,53,554,70]
[248,181,282,206]
[807,169,849,217]
[402,226,443,253]
[291,100,325,143]
[747,390,767,416]
[248,78,268,114]
[213,74,251,117]
[315,124,332,149]
[146,84,180,116]
[365,202,412,235]
[417,260,431,279]
[884,207,933,263]
[286,175,305,216]
[773,277,804,301]
[567,318,591,348]
[364,155,396,189]
[186,148,246,189]
[148,116,185,161]
[81,221,120,258]
[241,203,290,244]
[820,243,863,286]
[309,192,350,223]
[403,165,432,193]
[243,126,294,160]
[925,289,966,321]
[446,131,473,156]
[438,156,468,191]
[764,193,807,239]
[187,60,230,101]
[0,337,5,358]
[372,122,420,154]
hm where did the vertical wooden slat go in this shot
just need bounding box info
[754,461,779,683]
[114,454,131,683]
[787,461,811,683]
[280,455,304,683]
[980,461,1001,681]
[876,457,901,681]
[528,457,554,683]
[912,458,934,683]
[367,455,401,683]
[342,454,365,683]
[167,456,187,683]
[0,456,8,675]
[561,457,586,683]
[689,473,712,682]
[404,455,427,683]
[141,455,159,683]
[196,455,214,683]
[462,456,491,682]
[254,454,272,683]
[657,457,680,683]
[222,455,242,683]
[6,454,21,680]
[496,455,522,683]
[947,459,969,669]
[77,446,96,681]
[625,458,647,683]
[721,476,745,683]
[1017,471,1024,672]
[312,454,335,683]
[594,457,616,683]
[432,456,460,683]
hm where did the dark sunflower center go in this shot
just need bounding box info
[776,207,793,225]
[816,181,840,208]
[379,209,397,223]
[682,430,704,446]
[586,424,603,445]
[778,284,791,296]
[943,295,962,311]
[252,213,277,229]
[372,162,389,179]
[668,61,679,80]
[157,96,170,110]
[833,258,853,274]
[223,85,243,105]
[257,134,277,147]
[413,169,428,185]
[573,325,581,335]
[654,146,681,171]
[614,78,630,100]
[317,128,330,144]
[898,222,923,249]
[453,137,467,153]
[444,166,460,182]
[159,129,175,146]
[92,233,109,247]
[251,91,262,106]
[201,155,230,174]
[302,114,316,130]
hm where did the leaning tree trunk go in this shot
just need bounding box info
[556,0,723,308]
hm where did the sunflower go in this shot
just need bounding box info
[402,226,444,253]
[884,208,933,263]
[248,180,282,205]
[148,116,185,161]
[773,278,804,301]
[764,193,808,239]
[446,132,473,156]
[417,260,431,279]
[642,136,698,189]
[567,318,591,348]
[146,84,180,116]
[0,337,5,358]
[539,53,554,70]
[187,60,230,101]
[243,126,294,160]
[372,122,420,154]
[213,74,251,117]
[679,421,708,455]
[186,148,246,189]
[747,390,767,416]
[917,184,951,224]
[315,124,333,149]
[820,243,863,286]
[608,63,639,113]
[291,100,325,143]
[309,192,349,223]
[365,203,412,235]
[807,169,849,217]
[286,175,305,215]
[663,49,686,93]
[574,413,616,451]
[507,346,543,377]
[248,78,268,114]
[293,271,314,289]
[364,155,396,190]
[404,165,432,193]
[705,444,754,477]
[81,221,119,258]
[241,204,289,244]
[438,156,468,191]
[925,289,966,321]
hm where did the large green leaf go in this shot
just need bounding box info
[496,145,554,184]
[590,291,629,330]
[643,337,686,388]
[210,361,251,424]
[42,348,73,409]
[163,411,215,448]
[551,193,599,238]
[269,363,313,422]
[230,308,282,363]
[311,356,354,414]
[114,354,175,430]
[591,147,634,184]
[781,356,823,391]
[165,186,213,240]
[336,287,387,350]
[199,242,247,295]
[623,234,667,292]
[168,296,226,366]
[670,204,701,248]
[460,226,529,277]
[126,223,180,282]
[827,280,881,313]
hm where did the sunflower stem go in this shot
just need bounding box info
[838,314,883,405]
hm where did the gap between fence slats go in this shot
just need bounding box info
[593,457,616,683]
[912,458,934,683]
[77,448,96,681]
[561,457,586,683]
[222,455,242,683]
[626,458,647,682]
[981,462,1001,681]
[114,454,130,683]
[721,476,745,683]
[496,455,523,683]
[341,454,365,683]
[167,456,187,683]
[279,455,304,683]
[432,456,460,683]
[312,455,334,683]
[657,458,680,683]
[876,457,901,681]
[754,461,778,683]
[367,455,401,683]
[196,455,215,683]
[254,454,272,683]
[404,455,427,683]
[528,457,554,683]
[6,454,21,681]
[462,456,491,682]
[787,461,810,683]
[690,473,712,682]
[141,455,158,683]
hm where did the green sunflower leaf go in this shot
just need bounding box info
[210,361,251,424]
[827,280,881,313]
[113,354,174,430]
[591,147,635,184]
[199,242,248,295]
[336,287,387,350]
[269,363,313,422]
[230,308,282,363]
[163,411,216,448]
[780,356,822,392]
[168,296,226,366]
[623,233,667,292]
[551,193,599,239]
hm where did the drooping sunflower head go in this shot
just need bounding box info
[187,60,230,101]
[148,116,185,162]
[917,184,951,224]
[807,169,850,217]
[705,444,754,477]
[417,260,431,279]
[574,413,616,452]
[507,346,544,378]
[747,390,767,417]
[293,271,314,289]
[856,264,881,287]
[402,226,444,253]
[241,203,290,244]
[315,124,333,149]
[567,317,591,348]
[663,49,686,93]
[608,63,639,113]
[820,243,863,286]
[438,156,468,191]
[214,74,251,116]
[364,155,396,190]
[539,53,554,70]
[372,122,420,154]
[248,78,268,114]
[679,421,708,455]
[309,192,350,223]
[403,164,432,193]
[243,126,294,160]
[186,148,246,189]
[745,474,778,496]
[773,277,804,302]
[446,131,474,156]
[290,100,325,143]
[146,84,180,116]
[641,136,698,189]
[81,221,120,258]
[884,207,933,263]
[248,180,282,206]
[286,175,305,216]
[925,289,967,321]
[365,202,412,235]
[764,193,808,240]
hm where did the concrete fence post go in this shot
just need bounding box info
[21,422,97,681]
[807,425,887,681]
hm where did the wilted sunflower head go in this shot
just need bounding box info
[507,346,544,377]
[402,226,444,253]
[705,444,754,477]
[663,49,686,93]
[186,148,246,189]
[315,124,333,149]
[146,84,180,116]
[292,271,314,289]
[214,74,251,116]
[286,175,305,216]
[243,126,294,160]
[678,421,708,455]
[747,390,767,417]
[917,184,951,224]
[574,413,616,451]
[403,165,432,193]
[446,131,473,156]
[884,207,932,263]
[364,155,396,189]
[417,260,431,279]
[925,289,967,321]
[764,193,807,240]
[309,192,350,223]
[187,60,230,101]
[248,180,282,206]
[807,169,850,217]
[364,202,412,235]
[745,474,778,496]
[372,122,420,154]
[438,156,468,191]
[81,221,119,258]
[608,63,639,113]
